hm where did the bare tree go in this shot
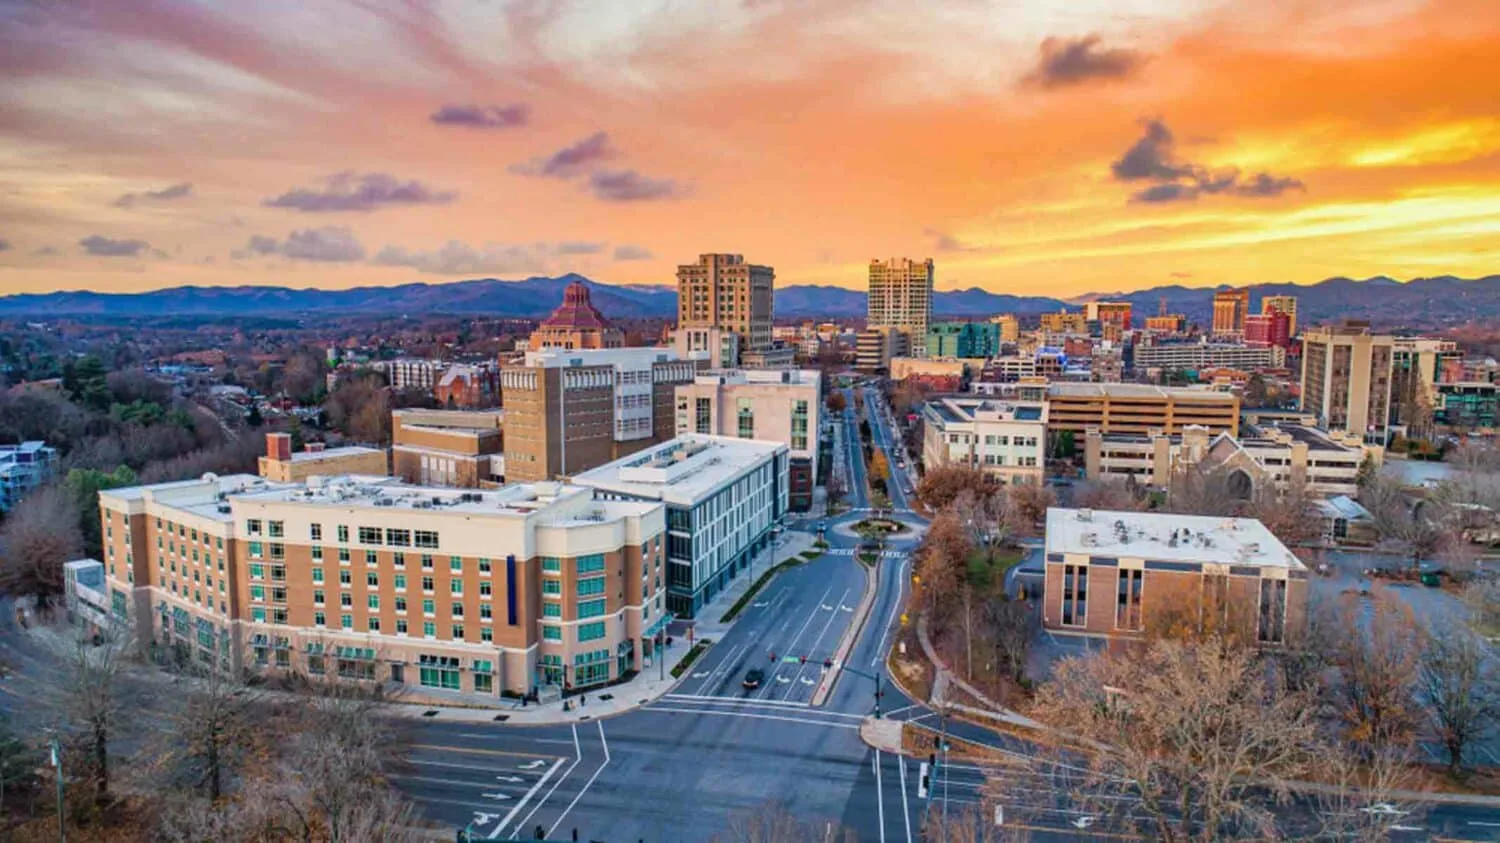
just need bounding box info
[1360,473,1447,573]
[1071,479,1147,512]
[713,802,858,842]
[1004,483,1054,537]
[157,658,265,799]
[951,487,1009,559]
[1461,578,1500,637]
[1320,590,1424,754]
[1309,742,1421,842]
[44,622,138,802]
[1026,636,1321,841]
[1163,464,1240,517]
[1417,618,1499,775]
[986,597,1037,684]
[0,713,39,823]
[1244,477,1321,548]
[0,484,85,605]
[917,466,1001,511]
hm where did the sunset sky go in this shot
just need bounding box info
[1,0,1498,298]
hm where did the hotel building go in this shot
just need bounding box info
[1043,508,1306,643]
[99,474,668,696]
[1212,290,1250,337]
[676,254,775,359]
[573,435,789,618]
[1300,323,1395,443]
[868,258,934,357]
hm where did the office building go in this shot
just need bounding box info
[1039,310,1088,335]
[921,398,1047,486]
[1043,508,1306,643]
[991,314,1020,344]
[257,434,387,483]
[528,280,625,352]
[926,321,1002,359]
[1133,340,1285,372]
[676,254,775,356]
[1244,311,1291,350]
[391,409,505,487]
[1300,324,1394,443]
[99,474,668,695]
[1145,314,1188,334]
[1261,295,1298,337]
[573,435,789,618]
[1084,301,1133,331]
[867,258,934,357]
[1046,382,1240,436]
[1082,421,1379,497]
[891,357,968,391]
[500,348,699,483]
[1436,382,1499,430]
[672,326,741,370]
[674,370,821,510]
[0,440,57,513]
[855,327,911,373]
[1212,289,1250,337]
[1391,338,1463,430]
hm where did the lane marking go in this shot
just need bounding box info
[757,583,834,699]
[646,706,860,730]
[410,744,560,760]
[547,720,609,839]
[500,726,579,840]
[874,749,886,843]
[489,756,564,840]
[656,694,865,718]
[781,586,852,701]
[899,753,913,843]
[872,555,908,667]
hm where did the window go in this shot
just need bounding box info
[249,563,265,580]
[368,617,381,633]
[385,529,410,547]
[478,558,491,574]
[418,655,461,690]
[450,556,463,572]
[247,519,262,536]
[268,520,284,539]
[270,543,285,560]
[395,597,407,613]
[394,574,407,590]
[248,541,263,559]
[578,598,607,619]
[422,599,435,615]
[542,557,561,573]
[311,567,324,584]
[358,526,382,545]
[576,554,606,575]
[695,397,712,434]
[337,525,349,543]
[1061,564,1087,628]
[421,554,434,570]
[271,587,287,604]
[450,580,463,595]
[576,578,606,597]
[311,545,323,561]
[341,614,353,630]
[313,589,325,606]
[314,611,326,627]
[393,552,406,568]
[251,607,267,623]
[474,667,493,694]
[368,595,380,610]
[338,548,350,564]
[422,621,436,638]
[542,625,562,641]
[367,572,379,588]
[270,565,286,582]
[1116,569,1143,631]
[414,530,439,549]
[422,576,435,592]
[250,585,265,602]
[791,400,809,451]
[480,603,492,620]
[577,621,606,641]
[339,570,352,586]
[543,603,561,618]
[396,619,408,635]
[736,397,755,439]
[451,602,465,618]
[479,581,492,597]
[365,550,378,566]
[1258,578,1287,644]
[272,609,287,625]
[340,593,353,608]
[451,624,465,640]
[543,580,561,596]
[310,523,322,542]
[480,627,493,642]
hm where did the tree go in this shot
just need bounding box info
[1417,619,1499,775]
[951,487,1009,558]
[1360,473,1448,573]
[917,465,1000,510]
[868,449,890,484]
[1025,636,1322,842]
[1072,479,1147,512]
[1320,590,1423,753]
[1004,482,1054,535]
[1051,429,1076,459]
[44,623,137,802]
[159,659,264,800]
[915,511,973,618]
[1244,477,1321,548]
[63,355,111,412]
[713,802,858,842]
[986,597,1037,683]
[1163,464,1240,517]
[0,485,85,604]
[0,713,39,823]
[825,391,846,414]
[64,464,137,559]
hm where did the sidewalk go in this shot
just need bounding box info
[691,529,818,637]
[918,614,1043,731]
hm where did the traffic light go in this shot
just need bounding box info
[799,656,807,665]
[823,658,833,669]
[769,652,777,662]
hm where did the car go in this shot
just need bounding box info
[742,668,765,690]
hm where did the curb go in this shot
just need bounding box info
[812,554,879,706]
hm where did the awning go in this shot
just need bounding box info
[644,612,674,638]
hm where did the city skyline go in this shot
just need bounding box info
[1,0,1498,297]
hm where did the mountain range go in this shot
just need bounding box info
[1,273,1496,328]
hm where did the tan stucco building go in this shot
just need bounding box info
[257,433,387,482]
[391,409,504,488]
[676,253,774,356]
[673,369,820,510]
[1300,323,1395,444]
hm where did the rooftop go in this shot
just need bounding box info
[523,346,679,369]
[1044,507,1304,570]
[691,368,821,387]
[236,476,617,520]
[572,434,786,506]
[924,397,1047,427]
[286,445,385,463]
[536,280,614,332]
[1047,382,1237,402]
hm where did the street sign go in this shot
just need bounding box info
[781,656,802,663]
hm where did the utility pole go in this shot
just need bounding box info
[49,736,64,843]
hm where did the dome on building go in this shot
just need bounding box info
[540,281,613,330]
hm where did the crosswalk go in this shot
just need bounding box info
[827,547,907,559]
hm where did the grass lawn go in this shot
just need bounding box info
[671,641,712,678]
[965,545,1027,591]
[719,558,803,623]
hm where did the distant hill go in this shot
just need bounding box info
[2,273,1496,328]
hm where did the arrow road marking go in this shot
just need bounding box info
[840,605,853,612]
[777,676,792,684]
[473,811,501,826]
[691,671,709,678]
[752,601,769,608]
[1071,817,1097,829]
[821,604,834,611]
[800,677,815,685]
[481,792,513,801]
[518,760,546,770]
[495,775,524,783]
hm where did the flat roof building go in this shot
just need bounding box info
[868,258,934,357]
[922,397,1048,486]
[1043,507,1306,643]
[674,369,820,511]
[391,409,504,488]
[1046,382,1240,437]
[573,435,789,618]
[0,440,57,513]
[99,473,668,697]
[676,253,774,355]
[257,433,387,483]
[1300,324,1394,444]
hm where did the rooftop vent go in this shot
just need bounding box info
[1077,508,1094,522]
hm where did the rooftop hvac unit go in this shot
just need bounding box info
[217,505,231,514]
[1076,508,1093,522]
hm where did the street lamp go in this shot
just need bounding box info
[49,735,64,843]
